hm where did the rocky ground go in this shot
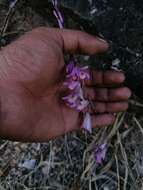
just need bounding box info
[0,0,143,189]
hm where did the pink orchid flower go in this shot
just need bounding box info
[94,143,107,164]
[62,93,78,105]
[67,65,89,81]
[63,80,81,90]
[76,99,89,112]
[82,112,92,133]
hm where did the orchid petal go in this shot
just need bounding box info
[82,112,92,133]
[66,62,74,74]
[94,143,107,164]
[77,100,89,111]
[79,71,90,80]
[64,80,80,90]
[62,93,78,104]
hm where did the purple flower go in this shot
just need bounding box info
[94,143,107,165]
[64,63,89,91]
[66,66,80,80]
[79,71,90,80]
[82,112,92,133]
[63,80,80,90]
[66,63,90,81]
[63,63,90,111]
[79,66,90,80]
[77,100,89,111]
[62,93,78,107]
[66,61,75,74]
[52,0,64,29]
[62,88,89,111]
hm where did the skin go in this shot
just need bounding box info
[0,27,131,142]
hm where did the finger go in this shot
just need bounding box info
[89,102,128,113]
[84,87,131,101]
[59,29,109,54]
[24,27,109,55]
[33,27,108,54]
[92,114,115,127]
[85,70,125,86]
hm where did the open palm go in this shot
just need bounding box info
[0,28,131,142]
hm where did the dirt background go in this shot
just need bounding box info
[0,0,143,190]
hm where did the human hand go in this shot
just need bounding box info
[0,27,131,142]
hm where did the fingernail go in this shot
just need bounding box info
[124,88,132,98]
[119,73,125,82]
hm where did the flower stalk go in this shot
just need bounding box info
[52,0,108,165]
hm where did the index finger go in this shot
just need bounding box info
[29,27,109,55]
[59,29,109,54]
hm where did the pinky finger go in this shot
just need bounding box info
[92,114,115,128]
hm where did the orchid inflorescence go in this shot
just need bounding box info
[52,0,107,164]
[63,60,89,112]
[62,59,92,133]
[52,0,92,134]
